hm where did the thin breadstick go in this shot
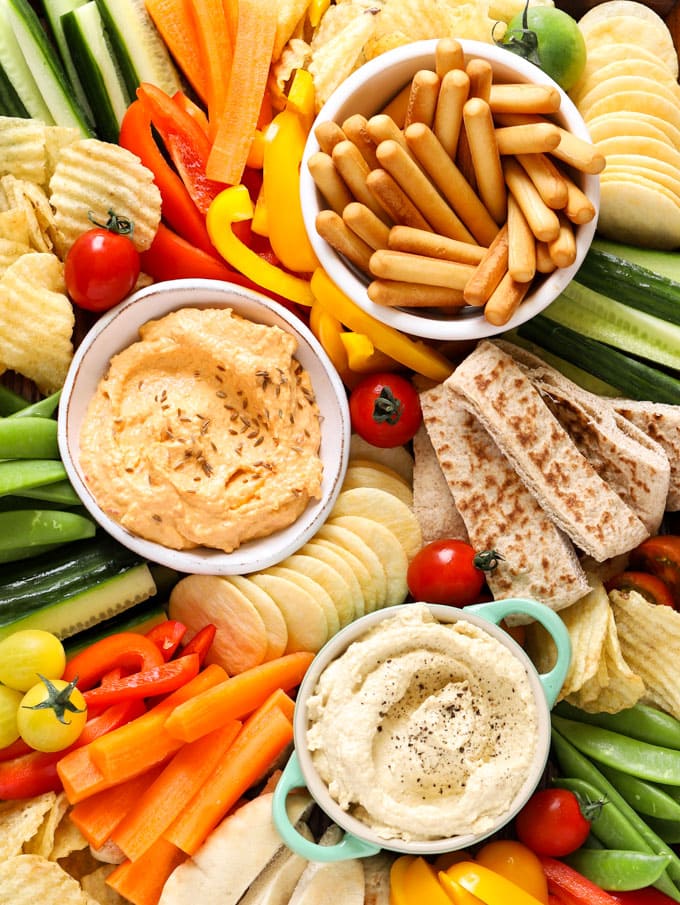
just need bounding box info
[404,69,441,129]
[368,279,467,308]
[341,113,380,169]
[463,223,509,307]
[404,122,499,246]
[535,241,558,273]
[435,37,464,78]
[366,168,432,230]
[369,248,476,289]
[507,193,536,283]
[380,82,411,127]
[466,58,493,101]
[316,209,374,273]
[484,269,531,326]
[462,97,507,225]
[376,139,476,243]
[433,68,469,158]
[343,202,390,250]
[547,212,577,268]
[389,225,486,265]
[488,83,561,115]
[307,151,354,214]
[495,123,561,155]
[314,120,346,155]
[456,128,476,191]
[516,152,568,210]
[502,157,561,242]
[551,127,606,174]
[560,169,597,224]
[366,114,411,155]
[332,139,390,222]
[493,112,545,127]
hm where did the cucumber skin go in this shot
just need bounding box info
[0,53,29,115]
[592,238,680,283]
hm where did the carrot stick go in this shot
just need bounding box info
[69,765,164,848]
[57,747,108,804]
[111,719,242,861]
[144,0,208,102]
[106,837,187,905]
[191,0,233,135]
[164,695,294,854]
[205,0,278,184]
[164,651,313,742]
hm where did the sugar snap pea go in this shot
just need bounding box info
[0,416,59,459]
[0,459,67,496]
[598,763,680,822]
[0,384,29,416]
[8,389,61,419]
[0,510,95,554]
[646,816,680,845]
[14,479,81,506]
[565,850,672,892]
[554,701,680,751]
[552,715,680,787]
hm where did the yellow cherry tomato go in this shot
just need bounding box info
[0,685,23,748]
[17,676,87,753]
[0,629,66,691]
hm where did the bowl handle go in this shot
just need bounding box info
[466,597,571,708]
[273,751,382,862]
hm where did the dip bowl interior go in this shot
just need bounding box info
[274,600,570,860]
[299,38,600,342]
[57,278,351,575]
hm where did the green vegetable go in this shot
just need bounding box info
[63,599,168,656]
[553,701,680,751]
[40,0,93,126]
[0,0,52,121]
[504,331,620,396]
[0,384,30,417]
[0,47,28,115]
[645,816,680,845]
[13,480,81,506]
[0,459,67,496]
[9,389,61,419]
[597,763,680,822]
[0,416,59,459]
[0,509,95,561]
[564,849,672,892]
[591,237,680,284]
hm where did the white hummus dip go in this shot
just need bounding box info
[306,604,539,841]
[79,307,323,552]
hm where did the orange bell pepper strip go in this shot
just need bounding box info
[402,857,461,905]
[206,186,315,306]
[390,856,416,905]
[81,654,200,711]
[62,632,165,690]
[442,861,549,905]
[308,303,358,389]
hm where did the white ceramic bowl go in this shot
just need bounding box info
[300,38,600,342]
[58,279,351,575]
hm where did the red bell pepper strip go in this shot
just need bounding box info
[63,632,166,691]
[179,624,216,666]
[540,857,621,905]
[82,654,200,710]
[0,699,145,799]
[610,891,680,905]
[146,620,187,661]
[136,82,227,214]
[119,100,217,257]
[173,90,210,137]
[140,222,248,284]
[0,737,32,762]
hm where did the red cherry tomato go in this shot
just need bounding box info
[604,571,676,608]
[515,788,592,857]
[65,212,141,312]
[406,539,498,606]
[348,372,422,448]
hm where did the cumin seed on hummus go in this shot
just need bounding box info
[79,307,323,552]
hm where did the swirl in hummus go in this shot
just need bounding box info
[79,307,323,552]
[306,604,539,841]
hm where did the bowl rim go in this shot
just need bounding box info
[291,601,553,855]
[299,37,600,342]
[57,278,351,575]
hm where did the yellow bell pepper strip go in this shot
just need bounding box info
[389,855,416,905]
[206,186,315,307]
[308,303,358,389]
[263,109,319,273]
[285,68,315,132]
[251,184,269,237]
[308,0,331,27]
[399,857,461,905]
[311,268,455,382]
[439,872,486,905]
[442,861,549,905]
[339,331,402,373]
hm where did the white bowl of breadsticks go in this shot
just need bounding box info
[300,38,602,342]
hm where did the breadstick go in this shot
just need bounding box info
[368,279,467,308]
[369,248,476,289]
[435,37,464,78]
[551,127,606,174]
[316,209,374,273]
[332,140,390,222]
[366,114,411,155]
[366,168,432,230]
[380,82,411,128]
[314,120,346,155]
[463,223,509,307]
[502,157,561,242]
[462,97,507,225]
[535,241,558,273]
[433,68,469,158]
[404,122,499,246]
[466,58,493,101]
[389,225,486,265]
[343,202,390,250]
[484,269,531,326]
[495,122,561,155]
[307,151,354,214]
[488,83,561,115]
[516,152,568,210]
[560,170,597,225]
[404,69,441,129]
[547,212,577,268]
[376,138,476,243]
[507,193,536,283]
[341,113,380,170]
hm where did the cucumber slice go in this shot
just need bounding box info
[3,0,91,132]
[94,0,181,98]
[62,0,131,143]
[0,0,52,121]
[591,237,680,283]
[41,0,94,126]
[64,599,168,657]
[0,47,29,115]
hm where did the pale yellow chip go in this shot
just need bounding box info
[49,813,89,861]
[0,793,58,860]
[361,30,410,61]
[579,76,680,122]
[49,139,161,256]
[80,865,128,905]
[0,207,31,246]
[598,177,680,250]
[43,125,81,188]
[0,116,47,184]
[600,165,680,204]
[1,174,55,253]
[0,854,98,905]
[329,514,408,607]
[586,114,676,148]
[349,433,414,483]
[0,252,74,393]
[376,0,496,44]
[0,236,32,276]
[23,793,70,859]
[570,59,679,107]
[309,10,378,109]
[273,0,312,60]
[580,16,678,77]
[595,136,680,172]
[342,460,413,507]
[330,485,422,561]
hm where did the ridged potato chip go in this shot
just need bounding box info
[376,0,495,44]
[49,139,161,256]
[80,865,127,905]
[0,793,58,860]
[1,174,56,253]
[0,208,31,246]
[0,854,97,905]
[0,237,32,276]
[23,793,70,859]
[273,0,312,60]
[0,116,48,184]
[309,11,378,108]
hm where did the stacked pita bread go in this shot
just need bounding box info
[418,339,673,612]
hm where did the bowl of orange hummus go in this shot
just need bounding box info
[58,279,350,574]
